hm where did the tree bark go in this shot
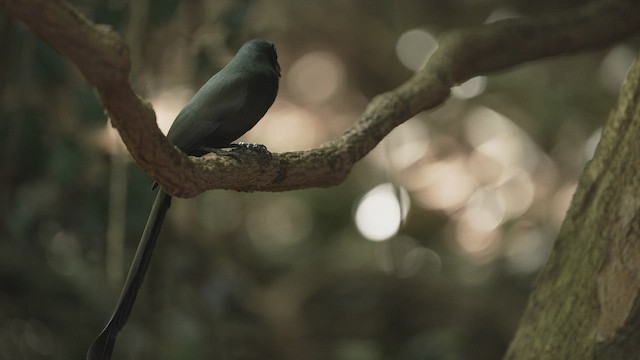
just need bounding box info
[505,55,640,359]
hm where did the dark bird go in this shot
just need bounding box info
[87,39,280,360]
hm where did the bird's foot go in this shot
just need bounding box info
[231,142,268,152]
[230,142,272,158]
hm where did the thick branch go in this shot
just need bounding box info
[1,0,639,197]
[505,53,640,359]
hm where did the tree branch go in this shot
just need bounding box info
[1,0,639,197]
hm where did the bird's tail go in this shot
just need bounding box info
[87,189,172,360]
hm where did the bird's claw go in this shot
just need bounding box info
[199,143,271,162]
[232,142,268,152]
[230,142,272,158]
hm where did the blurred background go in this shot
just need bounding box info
[0,0,638,359]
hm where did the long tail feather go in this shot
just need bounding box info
[87,189,172,360]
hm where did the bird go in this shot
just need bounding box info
[87,39,280,360]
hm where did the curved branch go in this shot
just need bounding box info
[1,0,639,197]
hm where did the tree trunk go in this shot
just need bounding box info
[505,54,640,359]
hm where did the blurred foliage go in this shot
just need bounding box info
[0,1,638,359]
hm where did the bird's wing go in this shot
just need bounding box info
[167,72,248,154]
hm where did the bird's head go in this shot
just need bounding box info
[237,39,281,78]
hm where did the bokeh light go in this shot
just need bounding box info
[452,76,487,99]
[198,191,243,235]
[396,29,438,71]
[551,182,578,228]
[466,150,504,186]
[249,100,322,151]
[1,318,54,358]
[148,87,194,135]
[455,219,501,262]
[94,120,127,155]
[355,184,408,241]
[584,127,602,161]
[375,235,442,278]
[484,7,520,23]
[496,168,535,218]
[505,226,552,273]
[465,106,540,172]
[246,195,313,253]
[462,188,505,234]
[600,45,636,93]
[287,51,346,104]
[411,156,477,211]
[385,116,431,170]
